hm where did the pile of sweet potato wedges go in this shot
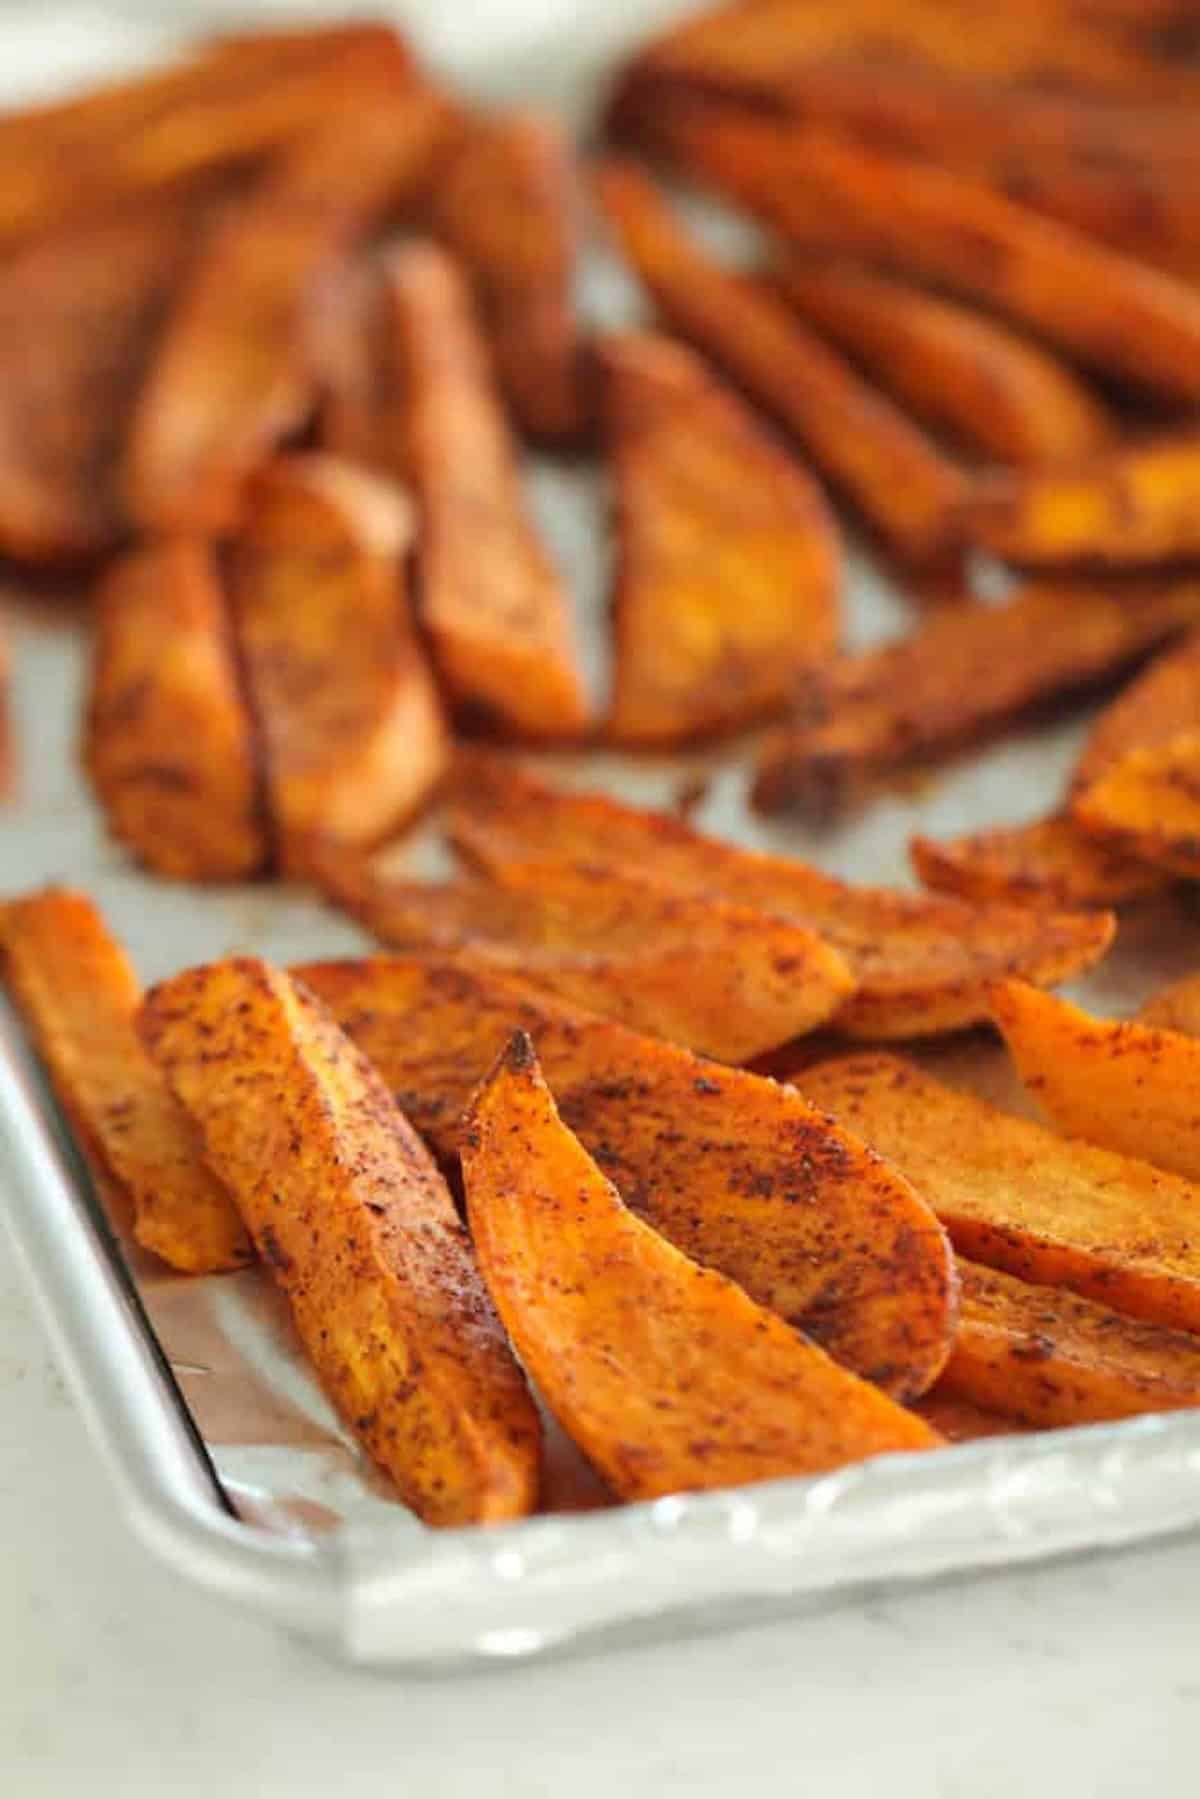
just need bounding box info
[11,7,1200,1525]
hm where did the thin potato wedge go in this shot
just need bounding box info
[600,330,841,743]
[1073,730,1200,877]
[383,241,588,737]
[85,539,267,882]
[1137,973,1200,1035]
[910,817,1160,909]
[753,578,1200,817]
[446,754,1116,1039]
[140,957,540,1526]
[0,889,250,1273]
[595,159,969,564]
[462,1032,941,1500]
[798,1051,1200,1332]
[296,955,957,1400]
[230,454,449,875]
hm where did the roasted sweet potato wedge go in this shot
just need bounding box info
[295,956,957,1400]
[446,754,1116,1039]
[318,845,854,1061]
[0,889,250,1273]
[909,1391,1022,1443]
[462,1032,941,1500]
[383,241,588,737]
[595,159,968,564]
[307,259,386,467]
[125,92,457,533]
[910,816,1160,909]
[940,1258,1200,1428]
[773,262,1113,468]
[85,539,267,882]
[1073,730,1200,877]
[230,454,449,875]
[600,330,841,743]
[431,110,587,445]
[1073,627,1200,792]
[798,1052,1200,1332]
[1137,972,1200,1034]
[140,957,540,1526]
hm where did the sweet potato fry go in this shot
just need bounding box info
[600,330,841,743]
[445,754,1116,1038]
[1137,972,1200,1034]
[431,110,588,444]
[318,844,853,1061]
[940,1258,1200,1428]
[595,159,969,564]
[910,817,1160,909]
[383,241,588,737]
[753,578,1200,817]
[124,92,457,533]
[773,262,1113,468]
[230,454,449,875]
[462,1032,941,1500]
[295,955,957,1399]
[1073,731,1200,877]
[140,957,540,1526]
[797,1051,1200,1332]
[0,889,250,1273]
[85,540,267,882]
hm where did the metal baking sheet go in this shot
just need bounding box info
[6,2,1200,1671]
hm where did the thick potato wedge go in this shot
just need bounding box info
[383,241,588,737]
[1137,973,1200,1035]
[431,111,587,445]
[774,262,1113,468]
[140,957,540,1526]
[0,889,250,1273]
[85,540,267,882]
[992,978,1200,1184]
[595,159,968,564]
[941,1258,1200,1428]
[296,955,957,1400]
[753,579,1200,817]
[1073,731,1200,877]
[600,330,841,743]
[798,1052,1200,1332]
[462,1032,941,1500]
[446,754,1115,1039]
[910,817,1160,909]
[230,454,449,875]
[125,93,456,533]
[318,844,854,1061]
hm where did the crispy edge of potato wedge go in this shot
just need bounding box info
[910,816,1163,909]
[1073,730,1200,876]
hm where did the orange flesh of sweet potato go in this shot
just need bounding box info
[910,816,1161,909]
[462,1033,942,1501]
[382,241,588,738]
[992,977,1200,1184]
[797,1051,1200,1333]
[140,957,540,1526]
[85,539,267,882]
[1137,972,1200,1034]
[594,159,969,564]
[445,754,1116,1039]
[1073,730,1200,876]
[600,330,841,743]
[295,955,958,1400]
[774,261,1113,467]
[941,1257,1200,1428]
[431,110,587,444]
[0,889,251,1273]
[318,844,854,1062]
[752,578,1200,817]
[229,454,449,875]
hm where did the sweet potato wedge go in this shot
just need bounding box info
[753,578,1200,817]
[1137,973,1200,1035]
[910,816,1160,909]
[229,454,449,875]
[909,1391,1022,1443]
[595,159,969,564]
[600,330,841,743]
[0,889,250,1273]
[140,957,541,1526]
[431,110,587,445]
[383,241,588,737]
[318,845,854,1061]
[445,754,1116,1039]
[85,540,267,882]
[124,92,456,533]
[462,1032,941,1500]
[773,261,1113,468]
[1073,731,1200,877]
[940,1257,1200,1428]
[1073,627,1200,792]
[798,1051,1200,1332]
[307,260,386,468]
[295,955,957,1400]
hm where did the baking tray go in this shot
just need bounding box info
[7,2,1200,1671]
